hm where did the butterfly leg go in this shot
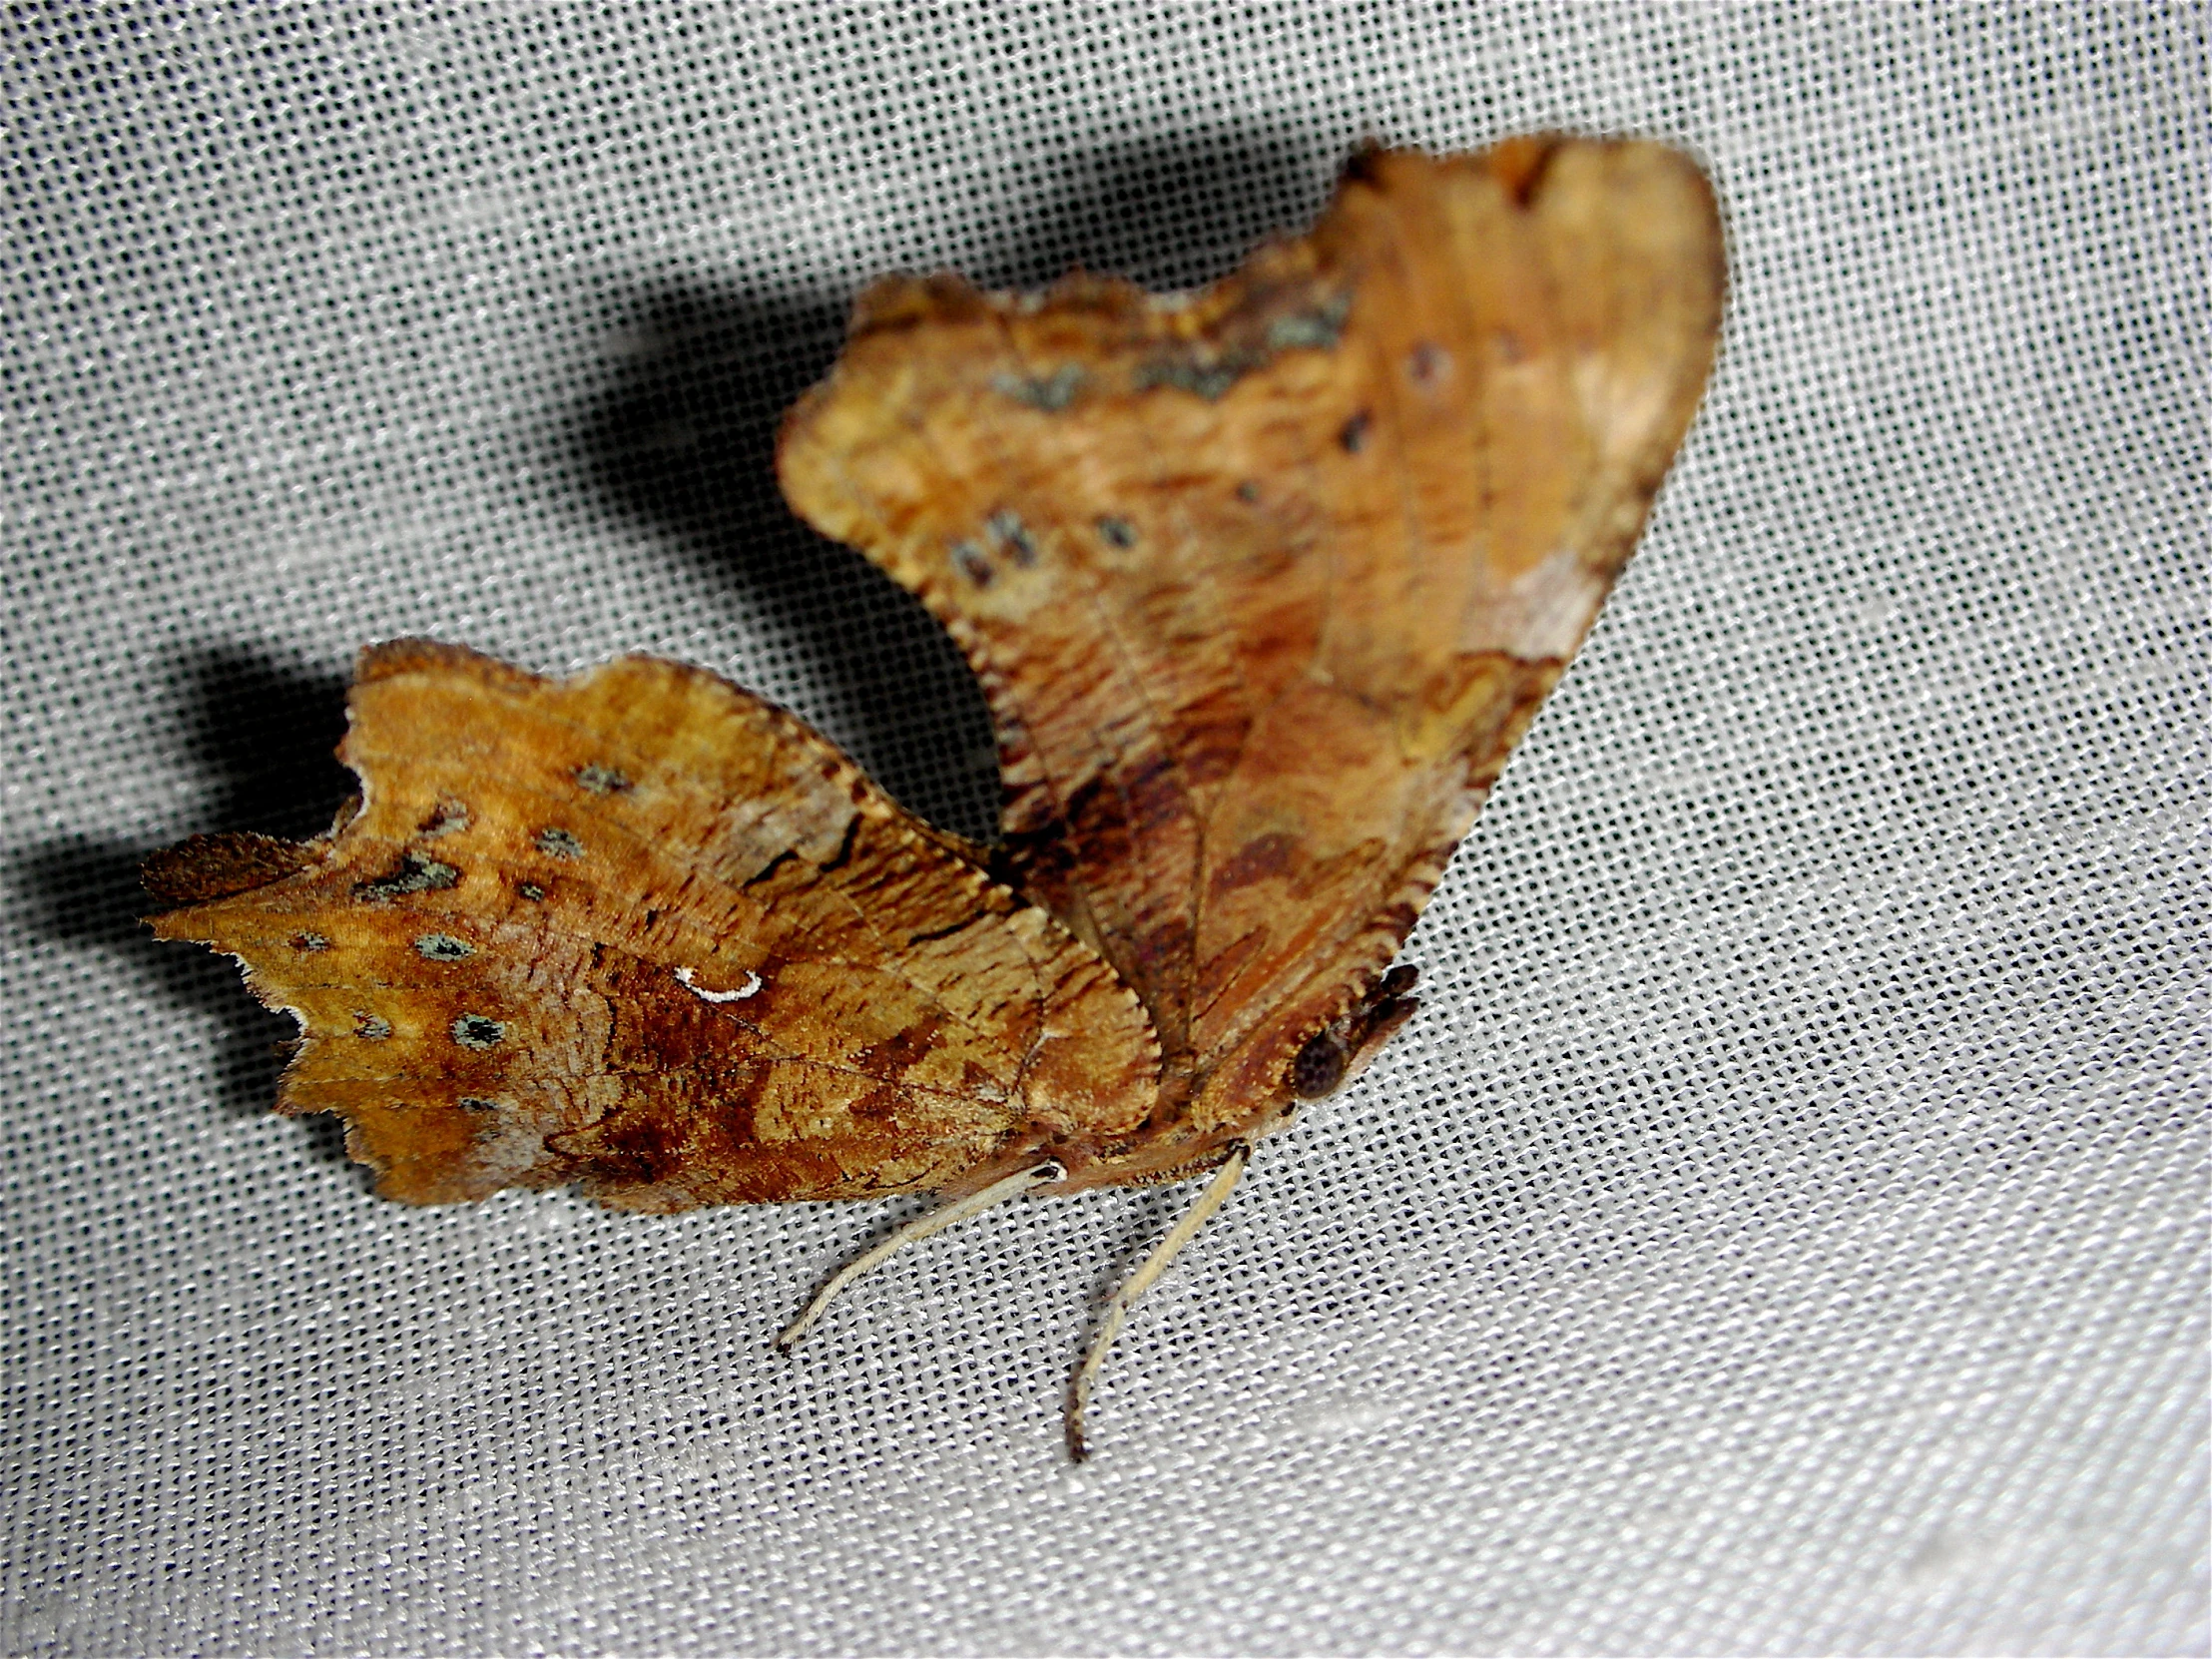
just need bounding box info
[1066,1141,1252,1462]
[776,1160,1066,1353]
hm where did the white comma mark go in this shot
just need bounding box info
[675,966,763,1004]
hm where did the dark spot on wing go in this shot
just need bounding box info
[1096,516,1137,549]
[991,365,1086,410]
[535,828,584,859]
[1339,409,1372,453]
[987,510,1037,567]
[952,541,993,587]
[451,1013,505,1050]
[1262,289,1352,351]
[1134,351,1257,401]
[575,764,632,796]
[418,799,470,837]
[353,850,459,903]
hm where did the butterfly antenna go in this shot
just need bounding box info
[776,1160,1065,1353]
[1066,1141,1251,1462]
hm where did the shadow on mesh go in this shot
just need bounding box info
[10,650,358,1156]
[569,120,1338,845]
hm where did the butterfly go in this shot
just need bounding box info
[145,137,1724,1456]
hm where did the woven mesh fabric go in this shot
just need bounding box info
[5,5,2206,1654]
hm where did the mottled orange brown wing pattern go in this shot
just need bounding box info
[147,642,1160,1209]
[778,138,1725,1141]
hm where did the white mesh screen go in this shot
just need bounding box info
[4,6,2205,1654]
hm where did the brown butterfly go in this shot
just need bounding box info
[145,137,1724,1457]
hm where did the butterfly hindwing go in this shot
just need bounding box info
[147,642,1160,1207]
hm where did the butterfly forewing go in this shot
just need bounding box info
[778,139,1724,1138]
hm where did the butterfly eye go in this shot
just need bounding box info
[1289,1030,1349,1099]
